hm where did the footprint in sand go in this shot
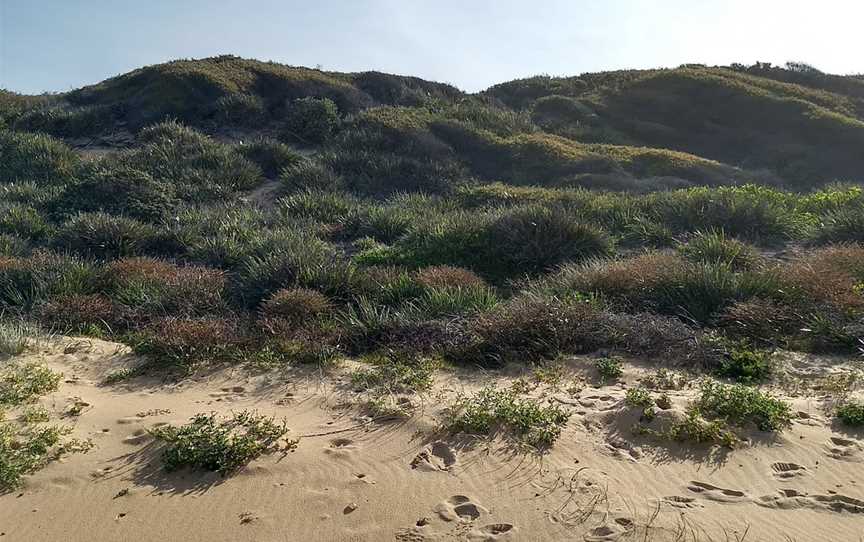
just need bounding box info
[122,428,152,446]
[583,518,634,541]
[825,436,863,461]
[116,417,145,426]
[411,442,457,472]
[757,489,864,513]
[434,495,486,522]
[208,386,248,403]
[467,523,515,541]
[771,462,808,479]
[323,438,357,459]
[661,495,703,509]
[687,481,748,503]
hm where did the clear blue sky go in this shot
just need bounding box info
[1,0,862,94]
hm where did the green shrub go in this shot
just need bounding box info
[406,285,499,318]
[811,207,864,245]
[237,139,301,178]
[279,160,344,193]
[595,357,623,383]
[283,97,340,144]
[149,411,290,475]
[677,230,760,270]
[0,130,79,182]
[694,380,792,431]
[55,213,158,260]
[0,252,97,310]
[0,204,51,241]
[836,400,864,426]
[0,421,80,490]
[715,342,772,383]
[664,410,737,447]
[52,165,177,222]
[215,94,266,127]
[13,105,114,138]
[123,121,262,200]
[445,386,570,447]
[103,257,227,318]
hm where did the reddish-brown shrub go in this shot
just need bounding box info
[102,257,226,317]
[36,294,120,332]
[131,317,248,367]
[415,265,487,289]
[258,288,332,333]
[717,298,806,344]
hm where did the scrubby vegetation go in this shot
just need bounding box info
[1,55,863,453]
[149,411,292,475]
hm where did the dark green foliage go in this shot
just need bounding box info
[446,386,570,447]
[13,105,114,138]
[0,204,51,240]
[283,97,339,144]
[677,230,760,270]
[695,380,792,431]
[836,400,864,427]
[237,139,301,178]
[52,165,177,221]
[149,411,290,475]
[714,342,772,383]
[55,213,158,260]
[215,94,266,127]
[121,121,262,201]
[0,252,96,310]
[595,357,623,383]
[0,130,79,182]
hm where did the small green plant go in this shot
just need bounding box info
[350,352,436,395]
[665,409,737,447]
[716,343,773,384]
[836,400,864,427]
[0,422,78,490]
[0,361,61,406]
[595,357,623,383]
[446,386,570,447]
[625,387,656,421]
[149,411,292,475]
[694,380,792,431]
[283,97,340,144]
[676,230,759,270]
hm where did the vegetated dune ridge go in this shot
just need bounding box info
[1,337,862,542]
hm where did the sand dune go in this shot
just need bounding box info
[1,337,863,541]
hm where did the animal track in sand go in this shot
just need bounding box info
[411,442,457,472]
[771,462,808,479]
[323,437,357,458]
[434,495,486,522]
[824,436,863,461]
[687,481,748,503]
[467,523,515,541]
[757,489,864,513]
[122,428,152,446]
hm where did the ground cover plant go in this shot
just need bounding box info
[148,411,292,475]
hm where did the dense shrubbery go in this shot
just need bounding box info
[2,56,863,387]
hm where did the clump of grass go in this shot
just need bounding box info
[694,380,792,431]
[350,352,437,417]
[0,361,61,406]
[836,400,864,427]
[149,411,292,475]
[237,138,301,177]
[595,357,623,383]
[129,317,249,369]
[446,386,570,447]
[0,422,80,490]
[283,97,340,144]
[258,287,332,332]
[0,320,42,358]
[676,230,760,270]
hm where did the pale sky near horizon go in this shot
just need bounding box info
[1,0,862,95]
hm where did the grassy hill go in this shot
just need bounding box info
[2,55,864,381]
